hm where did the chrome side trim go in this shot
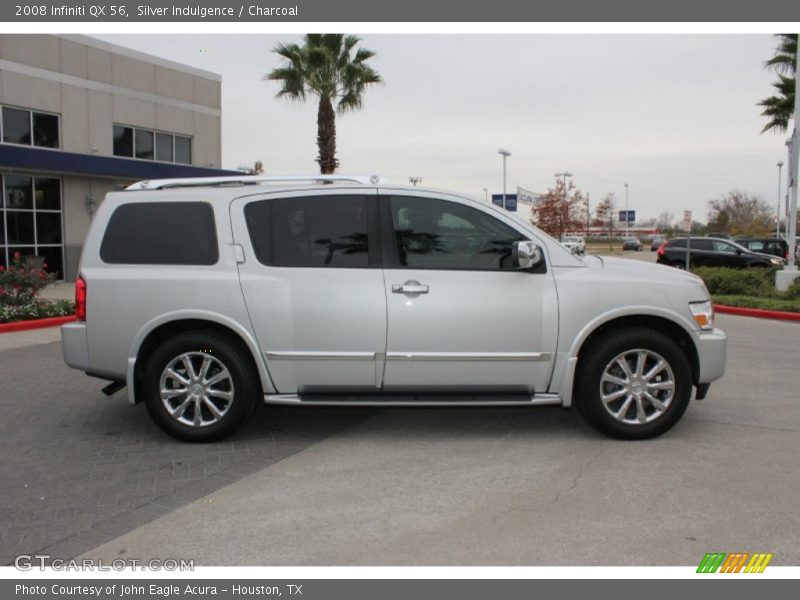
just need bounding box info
[265,351,376,361]
[385,352,552,362]
[264,393,563,407]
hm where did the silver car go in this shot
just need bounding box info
[61,175,727,442]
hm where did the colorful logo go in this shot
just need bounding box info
[697,552,773,573]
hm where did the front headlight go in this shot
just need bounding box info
[770,257,783,265]
[689,300,714,331]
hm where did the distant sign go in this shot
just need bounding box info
[491,193,517,212]
[516,187,537,205]
[618,210,635,223]
[683,210,692,231]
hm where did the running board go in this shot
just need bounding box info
[263,393,563,407]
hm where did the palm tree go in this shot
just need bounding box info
[758,33,797,134]
[266,34,382,174]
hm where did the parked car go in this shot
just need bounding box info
[657,237,785,269]
[731,237,789,260]
[561,235,586,255]
[61,174,727,442]
[650,236,667,251]
[622,237,642,251]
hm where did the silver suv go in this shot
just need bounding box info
[61,175,727,442]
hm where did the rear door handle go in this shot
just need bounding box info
[392,280,429,294]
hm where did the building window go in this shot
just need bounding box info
[0,174,64,278]
[1,105,60,149]
[113,124,192,165]
[113,125,133,157]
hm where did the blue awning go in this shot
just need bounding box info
[0,144,240,180]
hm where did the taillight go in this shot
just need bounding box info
[75,276,86,321]
[657,241,669,257]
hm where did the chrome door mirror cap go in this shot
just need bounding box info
[513,241,544,270]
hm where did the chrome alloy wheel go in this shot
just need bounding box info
[159,352,234,428]
[599,349,676,425]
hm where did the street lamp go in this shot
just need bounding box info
[498,149,511,209]
[409,176,422,187]
[624,182,630,234]
[554,172,573,236]
[777,161,784,238]
[482,187,489,203]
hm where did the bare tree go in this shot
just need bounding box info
[532,179,587,240]
[707,190,774,236]
[594,193,615,246]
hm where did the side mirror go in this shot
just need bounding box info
[513,241,544,270]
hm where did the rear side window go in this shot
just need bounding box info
[245,195,371,268]
[100,202,218,265]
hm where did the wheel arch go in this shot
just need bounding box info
[574,314,700,387]
[126,311,276,405]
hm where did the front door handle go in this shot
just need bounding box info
[392,280,429,294]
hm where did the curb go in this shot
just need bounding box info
[714,304,800,322]
[0,315,77,334]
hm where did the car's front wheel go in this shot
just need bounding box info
[574,328,692,439]
[143,331,259,442]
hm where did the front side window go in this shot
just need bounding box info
[388,196,525,270]
[712,240,736,253]
[245,196,370,268]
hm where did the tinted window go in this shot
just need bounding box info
[389,196,525,270]
[4,175,33,209]
[690,239,714,251]
[246,196,370,268]
[34,177,61,210]
[2,107,31,144]
[113,126,133,157]
[175,136,192,164]
[6,211,34,245]
[100,202,218,265]
[33,112,59,148]
[711,240,736,253]
[135,129,154,160]
[155,132,173,162]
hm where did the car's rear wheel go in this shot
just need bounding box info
[575,328,692,439]
[143,331,259,442]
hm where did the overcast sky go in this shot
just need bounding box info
[97,34,792,223]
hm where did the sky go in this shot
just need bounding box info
[96,33,793,223]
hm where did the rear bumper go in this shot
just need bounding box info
[693,327,727,383]
[61,321,89,371]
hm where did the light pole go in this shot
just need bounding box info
[409,176,422,187]
[482,187,488,203]
[498,149,511,209]
[624,182,630,234]
[777,161,784,238]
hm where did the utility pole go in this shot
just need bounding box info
[777,161,784,238]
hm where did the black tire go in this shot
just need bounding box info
[574,327,692,439]
[671,261,687,270]
[143,330,260,442]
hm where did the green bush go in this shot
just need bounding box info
[692,267,777,297]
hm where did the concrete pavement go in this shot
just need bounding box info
[79,314,800,565]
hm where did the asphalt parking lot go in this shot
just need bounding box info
[1,311,798,566]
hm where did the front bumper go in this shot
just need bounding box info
[61,321,89,371]
[692,327,727,383]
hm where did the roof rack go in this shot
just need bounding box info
[125,174,389,191]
